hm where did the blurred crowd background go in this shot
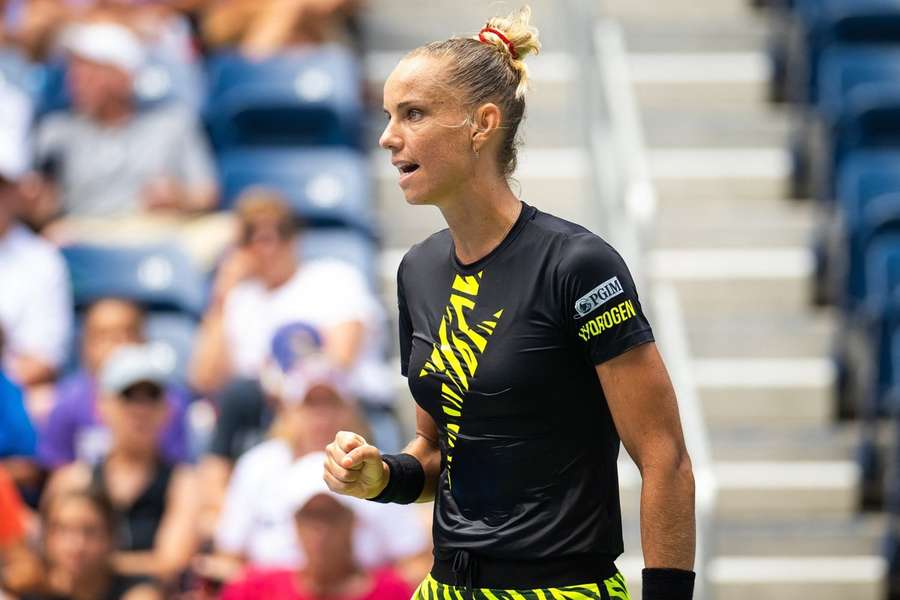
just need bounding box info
[0,1,433,599]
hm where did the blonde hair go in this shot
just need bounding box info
[408,5,541,177]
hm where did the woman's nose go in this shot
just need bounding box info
[379,121,401,151]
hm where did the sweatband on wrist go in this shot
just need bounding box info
[366,453,424,504]
[642,567,695,600]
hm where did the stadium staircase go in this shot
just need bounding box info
[603,0,888,598]
[363,1,887,598]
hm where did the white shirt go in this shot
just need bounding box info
[223,258,392,404]
[215,439,429,569]
[0,224,72,369]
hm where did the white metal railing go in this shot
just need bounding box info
[587,14,718,600]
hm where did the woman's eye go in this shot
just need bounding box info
[407,108,423,120]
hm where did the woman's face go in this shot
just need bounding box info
[100,382,169,454]
[379,55,476,206]
[45,498,112,577]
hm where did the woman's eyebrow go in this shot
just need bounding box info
[383,99,427,113]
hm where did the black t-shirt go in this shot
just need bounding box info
[397,201,654,560]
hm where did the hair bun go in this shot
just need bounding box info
[477,5,541,98]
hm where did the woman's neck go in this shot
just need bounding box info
[107,445,156,467]
[438,182,523,266]
[51,566,111,600]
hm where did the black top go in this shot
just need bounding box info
[91,459,172,552]
[398,201,654,563]
[20,574,155,600]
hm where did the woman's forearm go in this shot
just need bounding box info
[639,452,696,570]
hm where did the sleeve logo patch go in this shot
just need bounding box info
[573,276,624,319]
[578,299,637,341]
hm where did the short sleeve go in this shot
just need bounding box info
[37,386,78,467]
[558,234,654,366]
[171,108,216,189]
[397,255,412,377]
[214,451,259,553]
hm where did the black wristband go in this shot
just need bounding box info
[642,568,695,600]
[366,453,425,504]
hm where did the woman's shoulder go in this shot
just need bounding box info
[400,228,453,268]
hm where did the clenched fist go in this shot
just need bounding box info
[323,431,389,499]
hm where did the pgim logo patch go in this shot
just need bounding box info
[573,276,624,319]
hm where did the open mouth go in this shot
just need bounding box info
[397,163,420,175]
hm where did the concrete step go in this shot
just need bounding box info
[619,459,859,520]
[374,148,589,248]
[652,217,813,249]
[695,358,833,428]
[642,105,790,149]
[630,52,771,110]
[649,247,814,316]
[653,193,815,242]
[363,0,580,53]
[709,421,893,463]
[620,21,768,54]
[685,311,834,358]
[650,147,790,200]
[708,556,886,600]
[603,0,759,22]
[712,516,887,557]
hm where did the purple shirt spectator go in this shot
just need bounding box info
[38,369,189,467]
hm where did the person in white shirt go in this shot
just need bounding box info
[0,77,72,389]
[190,189,399,459]
[196,344,429,585]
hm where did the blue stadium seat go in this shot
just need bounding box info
[860,232,900,410]
[218,147,376,237]
[61,243,207,317]
[789,0,900,104]
[144,312,198,388]
[204,45,364,150]
[816,47,900,124]
[301,228,378,288]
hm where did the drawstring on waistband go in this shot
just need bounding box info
[451,549,478,591]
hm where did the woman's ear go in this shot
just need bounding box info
[471,102,502,153]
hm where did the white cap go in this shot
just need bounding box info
[99,344,171,395]
[0,77,31,182]
[59,22,146,76]
[262,354,353,406]
[286,451,367,517]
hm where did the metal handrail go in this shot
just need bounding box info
[564,4,717,598]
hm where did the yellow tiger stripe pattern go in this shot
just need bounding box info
[410,573,630,600]
[418,271,505,484]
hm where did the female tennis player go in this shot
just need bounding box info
[324,6,695,599]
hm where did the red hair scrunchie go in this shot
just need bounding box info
[478,27,519,60]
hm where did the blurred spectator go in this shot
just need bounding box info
[196,339,427,584]
[28,19,230,267]
[0,465,43,597]
[202,0,362,59]
[0,356,37,460]
[0,75,72,389]
[20,488,163,600]
[219,451,414,600]
[45,344,198,584]
[190,190,397,453]
[38,298,189,469]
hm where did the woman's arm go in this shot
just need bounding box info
[113,466,199,582]
[324,405,441,503]
[595,341,695,570]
